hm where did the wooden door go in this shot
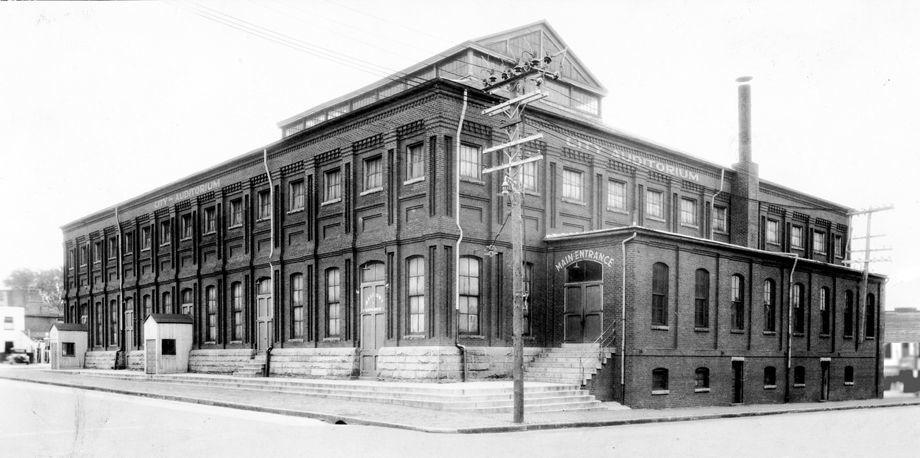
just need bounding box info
[257,279,272,351]
[821,361,830,401]
[732,361,744,404]
[124,310,134,350]
[564,282,603,343]
[359,263,386,376]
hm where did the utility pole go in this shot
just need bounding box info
[480,56,555,424]
[845,205,893,345]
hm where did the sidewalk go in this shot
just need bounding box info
[2,366,918,434]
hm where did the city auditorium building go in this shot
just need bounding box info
[60,21,884,408]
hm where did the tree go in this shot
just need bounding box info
[3,268,63,308]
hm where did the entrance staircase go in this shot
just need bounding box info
[62,370,607,414]
[524,343,610,387]
[231,353,266,377]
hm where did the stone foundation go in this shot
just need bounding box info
[84,351,117,370]
[189,349,255,374]
[269,347,358,378]
[375,346,543,381]
[126,350,145,371]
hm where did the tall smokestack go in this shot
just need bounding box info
[737,76,753,163]
[730,76,759,248]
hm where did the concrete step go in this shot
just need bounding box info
[458,400,604,414]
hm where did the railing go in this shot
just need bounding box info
[578,322,617,383]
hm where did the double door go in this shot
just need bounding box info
[563,282,603,343]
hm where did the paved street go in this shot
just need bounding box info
[2,378,919,457]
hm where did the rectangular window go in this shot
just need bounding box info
[180,214,192,240]
[231,283,243,341]
[141,227,151,250]
[108,236,118,259]
[3,316,12,330]
[159,220,171,246]
[408,257,425,334]
[291,274,304,339]
[713,206,728,233]
[607,180,627,211]
[257,190,271,221]
[459,144,481,180]
[204,288,217,341]
[204,207,216,234]
[694,269,709,328]
[406,144,425,180]
[363,157,383,191]
[731,275,745,330]
[124,232,134,254]
[766,219,780,245]
[93,242,102,263]
[562,169,583,202]
[814,231,826,254]
[62,342,75,357]
[651,263,669,326]
[646,189,664,219]
[110,300,118,344]
[791,225,804,249]
[522,161,537,192]
[229,198,243,227]
[680,198,698,227]
[68,249,75,269]
[289,180,305,211]
[324,169,342,202]
[161,339,176,356]
[834,234,844,258]
[326,269,342,337]
[458,257,480,334]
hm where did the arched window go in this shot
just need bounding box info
[792,283,805,334]
[763,279,776,332]
[109,299,118,346]
[695,367,710,390]
[458,257,481,334]
[180,288,193,315]
[844,366,855,385]
[407,257,425,334]
[819,287,831,335]
[161,291,172,314]
[290,274,304,339]
[731,274,745,330]
[763,366,777,387]
[326,268,342,337]
[95,302,104,346]
[651,263,669,326]
[652,368,669,392]
[231,282,243,341]
[843,290,854,337]
[866,293,876,338]
[794,366,805,386]
[205,286,217,342]
[694,269,709,328]
[523,262,534,335]
[566,260,602,283]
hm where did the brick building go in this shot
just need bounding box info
[61,21,883,408]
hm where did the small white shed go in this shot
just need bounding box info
[143,314,193,374]
[48,322,88,370]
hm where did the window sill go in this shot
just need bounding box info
[651,390,669,395]
[403,177,425,185]
[403,334,427,340]
[713,229,729,235]
[203,231,216,236]
[815,251,826,255]
[819,333,830,339]
[561,198,586,206]
[460,334,485,340]
[843,335,853,340]
[323,337,342,342]
[141,248,150,252]
[256,218,270,223]
[228,224,243,230]
[730,329,745,334]
[204,341,217,345]
[844,382,855,386]
[460,177,485,185]
[651,325,669,331]
[793,332,805,337]
[646,216,666,223]
[287,338,304,343]
[680,223,700,229]
[229,340,242,344]
[523,190,541,197]
[606,208,629,214]
[287,208,304,215]
[766,241,781,247]
[160,243,170,247]
[180,237,192,242]
[360,187,383,196]
[694,327,710,333]
[866,336,876,340]
[763,331,777,336]
[764,384,777,390]
[793,383,805,388]
[321,198,342,206]
[694,388,710,393]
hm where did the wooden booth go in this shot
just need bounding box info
[143,314,193,375]
[48,322,87,369]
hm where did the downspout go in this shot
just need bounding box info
[710,169,725,239]
[454,89,468,382]
[784,254,799,402]
[620,231,638,403]
[115,207,125,368]
[263,148,275,376]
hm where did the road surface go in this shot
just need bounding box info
[1,378,917,457]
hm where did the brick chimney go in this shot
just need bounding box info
[730,76,760,248]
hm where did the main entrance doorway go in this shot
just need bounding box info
[732,360,744,404]
[360,262,386,375]
[124,308,134,350]
[563,260,603,343]
[820,360,830,401]
[256,278,272,351]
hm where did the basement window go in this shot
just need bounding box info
[161,339,176,356]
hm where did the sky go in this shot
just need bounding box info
[0,0,917,309]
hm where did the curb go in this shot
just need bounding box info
[3,374,918,434]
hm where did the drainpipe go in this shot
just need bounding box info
[784,254,799,402]
[454,89,468,382]
[115,207,126,368]
[710,169,725,239]
[263,148,275,377]
[620,231,638,403]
